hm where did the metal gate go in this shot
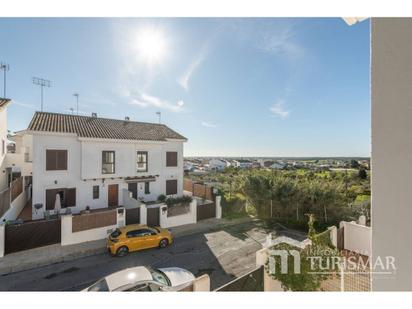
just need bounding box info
[5,219,61,254]
[147,206,160,226]
[197,202,216,221]
[126,207,140,225]
[216,266,264,291]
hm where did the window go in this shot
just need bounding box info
[126,229,156,238]
[166,179,178,195]
[166,152,177,167]
[46,149,67,171]
[45,187,76,209]
[102,151,115,174]
[136,151,148,172]
[93,185,99,199]
[145,182,150,194]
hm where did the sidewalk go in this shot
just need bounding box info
[0,217,254,276]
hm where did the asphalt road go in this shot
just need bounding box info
[0,221,306,291]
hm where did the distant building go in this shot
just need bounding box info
[209,159,227,171]
[233,159,253,169]
[269,162,286,170]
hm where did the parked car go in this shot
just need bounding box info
[84,266,195,291]
[107,224,173,256]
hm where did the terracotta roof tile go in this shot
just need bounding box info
[27,112,187,142]
[0,98,11,108]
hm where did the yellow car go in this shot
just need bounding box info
[107,224,173,257]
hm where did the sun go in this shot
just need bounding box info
[135,27,167,64]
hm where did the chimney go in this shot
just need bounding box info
[91,113,97,118]
[125,116,130,121]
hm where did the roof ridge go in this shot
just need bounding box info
[33,111,169,128]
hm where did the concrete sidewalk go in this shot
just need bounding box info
[0,217,254,276]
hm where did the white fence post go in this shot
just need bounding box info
[60,214,73,246]
[159,205,167,228]
[0,224,5,258]
[328,226,338,248]
[117,207,126,228]
[140,203,147,225]
[215,195,222,219]
[191,198,197,223]
[358,215,366,226]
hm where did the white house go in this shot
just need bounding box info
[208,159,227,171]
[233,159,253,169]
[26,112,187,220]
[0,98,11,191]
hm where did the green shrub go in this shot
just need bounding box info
[157,194,166,202]
[165,195,193,207]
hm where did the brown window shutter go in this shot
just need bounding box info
[166,179,178,195]
[45,189,57,210]
[46,150,57,170]
[58,150,68,170]
[166,152,178,167]
[66,188,76,207]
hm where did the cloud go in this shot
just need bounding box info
[270,99,290,119]
[259,27,304,59]
[129,93,184,112]
[201,121,218,128]
[178,52,206,91]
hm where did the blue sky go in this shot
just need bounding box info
[0,18,370,157]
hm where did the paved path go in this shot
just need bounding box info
[0,220,305,291]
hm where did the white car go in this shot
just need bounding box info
[84,266,195,292]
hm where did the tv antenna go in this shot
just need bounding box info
[0,62,10,98]
[32,77,51,111]
[156,111,161,124]
[69,107,74,115]
[73,93,79,115]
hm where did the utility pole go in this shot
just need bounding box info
[73,93,79,115]
[156,111,161,124]
[0,62,10,98]
[32,77,51,111]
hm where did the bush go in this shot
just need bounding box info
[165,195,193,207]
[157,194,166,202]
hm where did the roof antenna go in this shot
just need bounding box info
[32,77,51,112]
[156,111,161,124]
[73,93,79,115]
[69,107,74,115]
[0,62,10,98]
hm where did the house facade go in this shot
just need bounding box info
[0,98,11,191]
[27,112,187,220]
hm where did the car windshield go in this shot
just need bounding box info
[87,279,109,291]
[110,229,121,238]
[150,269,170,286]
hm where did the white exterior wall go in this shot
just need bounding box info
[372,18,412,291]
[31,133,184,220]
[0,106,8,191]
[341,221,372,256]
[61,208,125,246]
[159,199,197,228]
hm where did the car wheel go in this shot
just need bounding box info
[116,246,129,257]
[159,238,169,248]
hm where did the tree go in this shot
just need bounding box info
[358,168,367,180]
[350,159,360,168]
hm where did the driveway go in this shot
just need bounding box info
[0,220,306,291]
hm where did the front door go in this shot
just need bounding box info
[108,184,118,207]
[128,182,137,200]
